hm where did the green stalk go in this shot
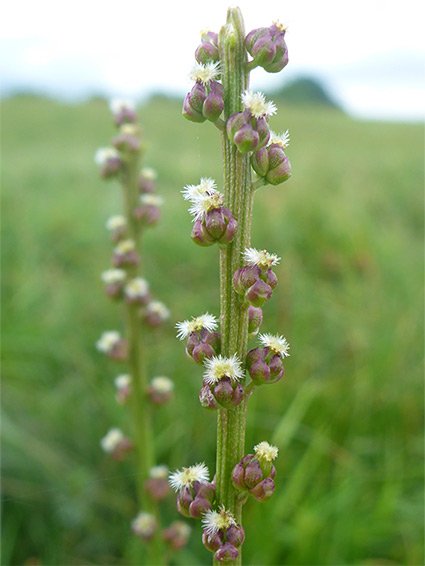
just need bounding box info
[121,150,165,566]
[215,7,253,566]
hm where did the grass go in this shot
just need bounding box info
[1,93,424,565]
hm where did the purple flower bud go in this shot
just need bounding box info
[233,265,262,294]
[107,339,129,361]
[176,487,192,518]
[133,204,161,226]
[248,306,263,336]
[199,385,219,410]
[243,459,263,489]
[245,278,273,307]
[202,530,224,552]
[144,477,170,501]
[266,153,292,185]
[255,117,271,150]
[249,477,275,501]
[112,250,140,267]
[245,27,270,53]
[183,82,208,123]
[212,377,244,409]
[203,91,224,122]
[233,264,276,307]
[246,347,284,385]
[233,123,259,154]
[251,35,276,66]
[214,543,239,563]
[113,107,137,127]
[191,218,217,246]
[113,133,140,153]
[104,281,124,300]
[192,207,238,247]
[193,480,215,501]
[246,24,288,74]
[162,521,191,551]
[189,497,212,519]
[251,147,269,177]
[100,156,122,179]
[139,176,155,194]
[186,328,221,365]
[195,41,219,64]
[225,524,245,548]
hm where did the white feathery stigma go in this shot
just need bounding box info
[181,177,218,202]
[101,269,126,284]
[241,90,277,119]
[124,277,149,299]
[258,333,290,357]
[176,313,218,340]
[114,239,136,255]
[189,61,220,85]
[114,374,131,389]
[146,301,170,320]
[131,512,156,536]
[100,428,125,452]
[106,215,127,230]
[140,194,164,207]
[254,440,279,461]
[94,147,120,166]
[149,465,169,479]
[201,506,236,535]
[203,354,244,385]
[242,247,280,268]
[169,462,210,491]
[150,376,174,393]
[269,129,290,148]
[189,191,223,220]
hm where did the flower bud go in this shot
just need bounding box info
[147,376,174,406]
[189,496,212,519]
[183,82,207,123]
[145,465,171,500]
[251,147,269,177]
[202,90,224,122]
[143,301,170,326]
[249,477,275,502]
[266,144,291,185]
[109,99,137,127]
[114,374,131,404]
[202,530,224,552]
[214,543,239,563]
[112,126,140,152]
[134,194,163,226]
[195,30,219,64]
[225,524,245,548]
[105,215,127,242]
[246,334,290,385]
[191,206,238,247]
[101,268,126,300]
[112,239,139,268]
[246,23,288,73]
[96,331,129,361]
[131,512,157,541]
[233,265,273,308]
[208,377,244,409]
[186,328,221,365]
[248,306,263,337]
[232,442,278,501]
[100,428,132,460]
[124,277,150,305]
[94,147,122,179]
[138,167,157,193]
[199,385,219,410]
[163,521,191,551]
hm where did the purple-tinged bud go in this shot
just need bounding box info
[233,123,259,154]
[202,530,224,552]
[245,278,273,307]
[243,459,263,489]
[255,117,271,150]
[248,306,263,337]
[233,265,262,294]
[251,147,269,177]
[112,239,139,268]
[210,377,244,409]
[143,301,170,327]
[266,150,292,185]
[249,477,275,501]
[95,148,123,179]
[203,90,224,122]
[144,476,170,501]
[231,461,247,491]
[133,200,162,226]
[183,82,208,123]
[183,92,205,123]
[176,487,192,518]
[162,521,191,551]
[225,524,245,548]
[147,376,174,406]
[110,99,137,127]
[214,543,239,563]
[112,125,140,152]
[199,385,219,410]
[196,41,219,64]
[189,497,212,519]
[192,207,238,247]
[193,480,215,501]
[114,374,131,404]
[138,167,157,193]
[245,27,270,53]
[191,218,216,246]
[101,268,126,300]
[251,35,276,66]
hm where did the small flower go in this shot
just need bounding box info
[253,441,279,462]
[100,428,125,453]
[203,354,244,385]
[96,331,121,353]
[140,194,164,207]
[181,178,217,202]
[94,147,121,166]
[124,277,149,300]
[169,462,210,492]
[258,333,290,357]
[145,301,170,322]
[149,465,169,479]
[131,512,157,540]
[140,166,157,180]
[242,247,280,268]
[189,61,220,85]
[189,191,224,221]
[101,269,126,284]
[273,19,287,31]
[201,506,236,536]
[115,373,131,389]
[241,90,277,119]
[114,239,136,255]
[176,313,218,340]
[269,129,290,148]
[109,98,135,114]
[150,376,174,394]
[106,215,127,231]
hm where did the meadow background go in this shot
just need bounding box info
[2,92,424,565]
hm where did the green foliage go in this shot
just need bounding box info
[272,76,342,109]
[2,95,424,565]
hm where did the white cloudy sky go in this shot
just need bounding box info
[1,0,424,121]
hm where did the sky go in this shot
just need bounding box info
[1,0,424,121]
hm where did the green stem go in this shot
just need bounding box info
[215,8,253,566]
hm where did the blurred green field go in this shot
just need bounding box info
[1,94,424,566]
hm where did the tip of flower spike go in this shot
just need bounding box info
[242,248,280,268]
[241,90,277,119]
[188,192,224,220]
[169,462,210,491]
[201,506,236,535]
[176,313,218,339]
[269,129,290,149]
[189,61,220,85]
[203,354,244,385]
[181,178,218,202]
[109,98,135,114]
[258,333,290,357]
[254,441,279,462]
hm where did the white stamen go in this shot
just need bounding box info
[269,129,290,148]
[189,61,220,85]
[169,462,210,491]
[101,269,126,284]
[258,333,290,357]
[96,331,121,353]
[100,428,125,452]
[201,506,236,535]
[203,354,244,385]
[241,90,277,119]
[94,147,120,166]
[105,215,127,231]
[176,313,218,340]
[124,277,149,299]
[242,247,280,268]
[181,177,218,202]
[254,440,279,461]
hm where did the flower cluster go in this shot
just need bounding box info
[182,178,238,247]
[169,463,216,519]
[232,441,279,501]
[202,507,245,563]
